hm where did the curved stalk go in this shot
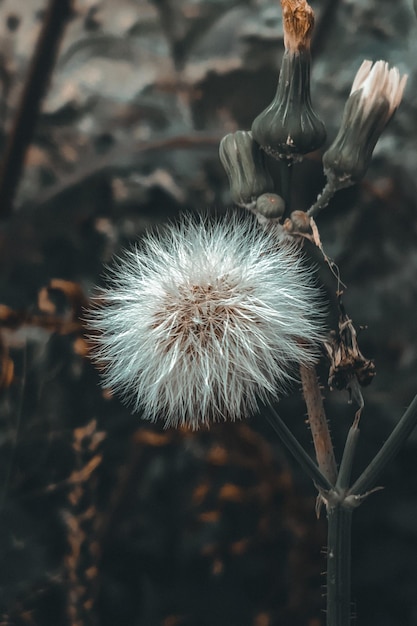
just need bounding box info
[262,403,333,493]
[348,393,417,497]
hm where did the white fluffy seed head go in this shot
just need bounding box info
[88,213,327,429]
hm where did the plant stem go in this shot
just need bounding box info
[307,182,337,218]
[348,393,417,497]
[279,160,293,220]
[335,414,360,491]
[262,403,333,493]
[326,502,353,626]
[300,364,337,485]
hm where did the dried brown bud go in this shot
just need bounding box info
[281,0,315,52]
[283,210,312,234]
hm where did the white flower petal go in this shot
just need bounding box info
[351,59,407,119]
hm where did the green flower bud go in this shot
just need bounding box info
[219,131,274,207]
[255,193,285,219]
[251,48,326,162]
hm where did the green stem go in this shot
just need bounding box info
[348,393,417,497]
[326,503,353,626]
[279,160,293,220]
[262,404,333,493]
[335,417,360,492]
[307,182,337,218]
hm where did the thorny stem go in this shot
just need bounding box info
[262,403,333,493]
[307,182,337,217]
[348,393,417,498]
[0,0,72,219]
[326,502,353,626]
[300,364,337,485]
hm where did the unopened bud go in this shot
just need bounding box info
[256,193,285,219]
[251,48,326,162]
[219,131,274,207]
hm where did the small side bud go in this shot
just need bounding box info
[283,210,312,234]
[323,60,408,190]
[256,193,285,219]
[219,131,274,207]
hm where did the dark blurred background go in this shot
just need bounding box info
[0,1,417,625]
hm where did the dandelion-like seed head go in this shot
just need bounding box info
[88,214,326,429]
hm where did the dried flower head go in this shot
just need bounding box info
[350,60,407,117]
[323,60,407,189]
[281,0,315,52]
[88,214,326,429]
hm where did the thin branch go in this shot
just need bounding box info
[0,0,73,219]
[307,182,337,217]
[262,402,333,493]
[335,412,360,492]
[348,393,417,497]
